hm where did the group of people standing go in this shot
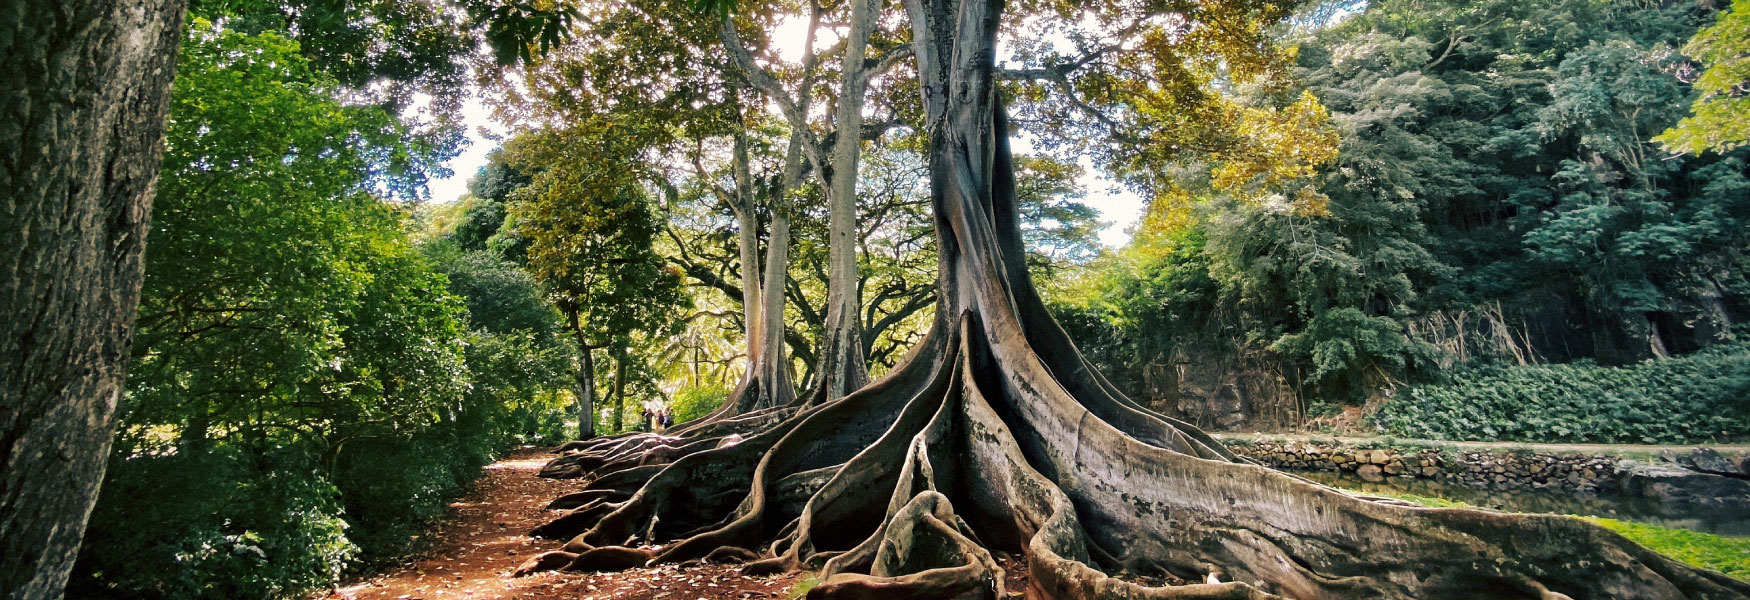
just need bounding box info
[640,407,675,433]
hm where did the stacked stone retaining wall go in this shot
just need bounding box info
[1223,437,1746,498]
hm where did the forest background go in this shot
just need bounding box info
[65,0,1750,597]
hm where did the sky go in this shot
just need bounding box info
[424,23,1149,248]
[426,94,506,207]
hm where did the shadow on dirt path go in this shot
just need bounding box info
[334,447,803,600]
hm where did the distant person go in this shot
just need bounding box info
[639,407,652,432]
[662,411,674,430]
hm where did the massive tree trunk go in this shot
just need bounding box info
[520,0,1750,597]
[0,0,186,598]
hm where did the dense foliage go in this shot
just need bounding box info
[1054,0,1750,422]
[1657,0,1750,154]
[68,20,572,600]
[1371,343,1750,445]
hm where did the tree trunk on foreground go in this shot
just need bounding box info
[0,1,187,598]
[518,0,1750,596]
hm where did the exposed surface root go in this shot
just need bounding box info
[521,313,1750,599]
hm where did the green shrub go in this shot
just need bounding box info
[72,448,357,600]
[333,435,475,558]
[671,384,729,423]
[1330,488,1749,581]
[1371,343,1750,444]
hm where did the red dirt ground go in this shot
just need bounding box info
[332,447,804,600]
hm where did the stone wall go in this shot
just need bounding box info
[1224,437,1750,507]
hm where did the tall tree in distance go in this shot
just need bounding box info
[503,124,689,440]
[495,0,811,418]
[0,0,187,597]
[717,0,914,403]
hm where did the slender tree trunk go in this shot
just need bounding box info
[730,130,765,378]
[811,0,881,404]
[612,351,627,433]
[732,124,801,413]
[566,308,598,440]
[754,135,804,409]
[577,346,597,440]
[0,1,186,598]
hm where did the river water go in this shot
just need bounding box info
[1293,470,1750,537]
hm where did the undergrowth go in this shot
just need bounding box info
[1371,343,1750,445]
[787,574,823,599]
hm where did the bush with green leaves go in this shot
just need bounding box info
[670,384,730,424]
[69,21,573,599]
[71,448,356,600]
[1371,343,1750,444]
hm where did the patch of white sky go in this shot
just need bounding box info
[425,15,1146,248]
[425,92,508,206]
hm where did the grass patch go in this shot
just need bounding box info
[786,574,821,599]
[1580,517,1750,581]
[1354,489,1471,508]
[1343,488,1748,581]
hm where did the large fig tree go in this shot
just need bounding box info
[515,0,1750,596]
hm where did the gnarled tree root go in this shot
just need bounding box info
[516,314,1749,599]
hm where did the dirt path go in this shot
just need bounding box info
[334,447,803,600]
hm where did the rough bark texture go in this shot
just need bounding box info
[520,0,1750,597]
[0,0,187,598]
